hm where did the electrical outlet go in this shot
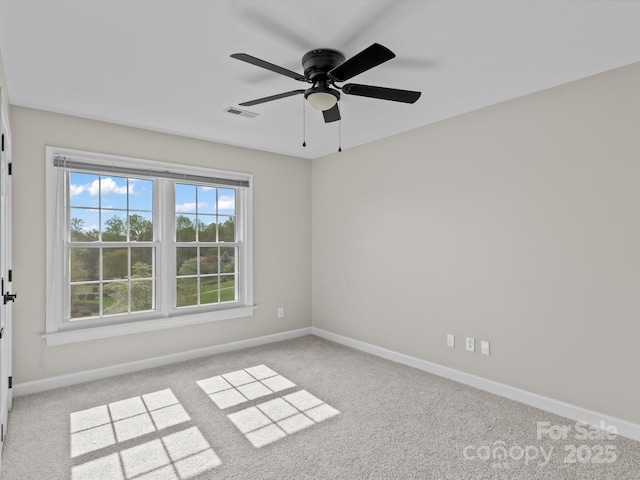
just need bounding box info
[277,307,285,318]
[480,340,490,355]
[465,337,475,352]
[446,334,455,348]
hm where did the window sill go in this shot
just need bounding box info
[42,306,256,346]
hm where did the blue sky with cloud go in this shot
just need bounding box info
[69,173,236,235]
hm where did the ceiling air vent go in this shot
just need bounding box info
[224,107,259,119]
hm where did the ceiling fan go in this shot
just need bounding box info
[231,43,421,123]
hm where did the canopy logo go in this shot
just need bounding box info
[463,420,618,470]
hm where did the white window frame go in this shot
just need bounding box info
[44,147,254,346]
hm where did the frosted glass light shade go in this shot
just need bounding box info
[307,92,338,111]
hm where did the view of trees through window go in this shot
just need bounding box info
[174,183,238,308]
[67,172,238,321]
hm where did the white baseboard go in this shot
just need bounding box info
[311,327,640,443]
[13,327,312,397]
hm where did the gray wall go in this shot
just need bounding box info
[312,62,640,425]
[11,106,311,383]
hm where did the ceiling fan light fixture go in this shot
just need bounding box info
[305,87,340,111]
[307,92,337,111]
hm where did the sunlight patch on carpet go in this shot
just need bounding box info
[197,364,296,409]
[70,389,190,457]
[228,390,340,448]
[71,426,221,480]
[70,389,221,479]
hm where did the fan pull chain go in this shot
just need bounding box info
[302,97,306,147]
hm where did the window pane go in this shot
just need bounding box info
[70,209,99,242]
[176,278,197,307]
[197,186,216,214]
[200,276,219,305]
[101,176,128,210]
[176,214,196,242]
[131,280,154,312]
[198,215,216,242]
[70,285,100,319]
[220,275,236,302]
[175,183,196,213]
[218,216,235,242]
[129,212,153,241]
[131,247,153,278]
[70,248,99,282]
[69,172,99,208]
[218,189,236,215]
[220,247,236,274]
[176,247,197,276]
[104,282,128,314]
[200,247,218,275]
[103,248,128,280]
[129,179,153,211]
[102,212,128,241]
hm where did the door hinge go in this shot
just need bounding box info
[1,423,3,443]
[8,376,12,389]
[8,162,12,175]
[8,270,12,282]
[1,133,4,152]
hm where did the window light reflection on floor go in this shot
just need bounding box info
[69,366,340,478]
[70,389,190,457]
[71,426,221,480]
[70,389,221,480]
[197,364,296,409]
[227,390,340,448]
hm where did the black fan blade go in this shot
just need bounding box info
[239,90,305,106]
[342,83,421,103]
[328,43,395,82]
[231,53,306,82]
[323,104,341,123]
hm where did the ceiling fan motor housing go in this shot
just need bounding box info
[302,49,345,82]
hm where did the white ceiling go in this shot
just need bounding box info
[1,1,639,160]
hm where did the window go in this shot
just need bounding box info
[45,147,253,346]
[69,172,155,318]
[174,183,238,308]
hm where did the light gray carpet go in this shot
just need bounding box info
[2,335,639,479]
